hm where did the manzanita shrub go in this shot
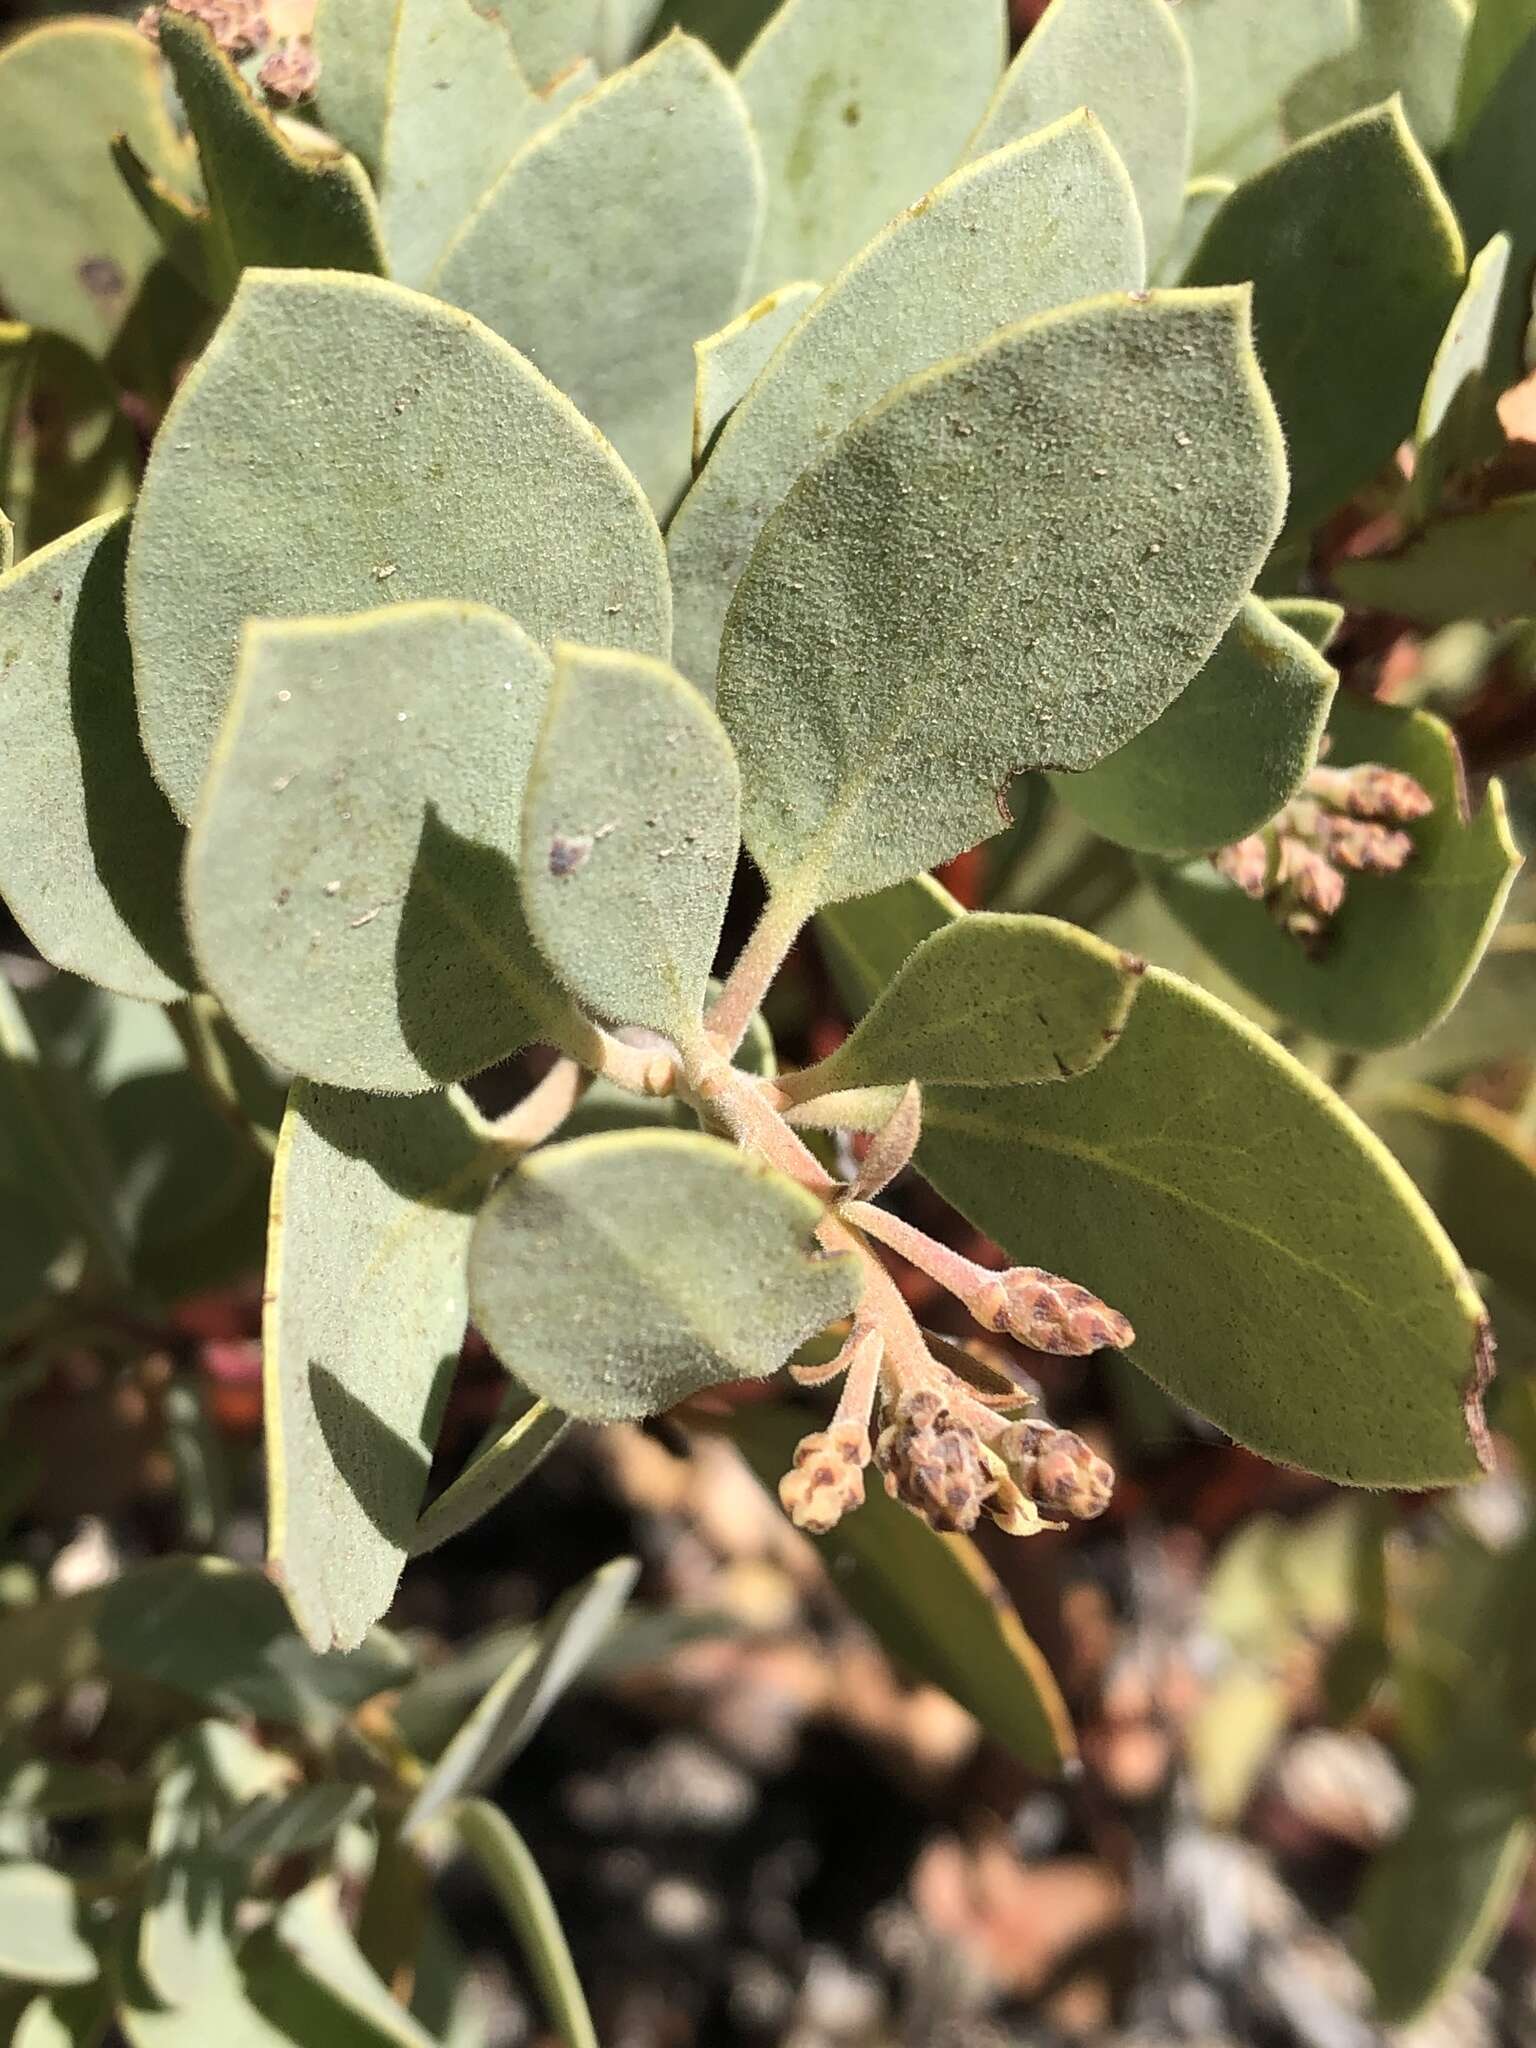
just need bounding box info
[1,0,1534,2035]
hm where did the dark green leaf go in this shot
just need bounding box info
[1052,595,1336,854]
[1154,695,1522,1049]
[1186,101,1463,534]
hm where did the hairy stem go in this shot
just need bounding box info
[683,1043,837,1193]
[705,888,809,1056]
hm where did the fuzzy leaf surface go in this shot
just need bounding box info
[692,279,819,464]
[718,288,1284,908]
[129,268,668,820]
[670,114,1144,691]
[1158,175,1232,283]
[820,885,1491,1485]
[405,1557,637,1835]
[1186,102,1463,535]
[732,1403,1075,1769]
[0,21,193,357]
[1155,695,1521,1049]
[0,515,191,1002]
[265,1082,495,1652]
[1052,595,1337,854]
[520,645,740,1040]
[966,0,1191,263]
[1177,0,1357,176]
[785,913,1142,1099]
[412,1399,571,1555]
[470,1130,857,1420]
[736,0,1006,297]
[156,12,385,302]
[490,0,602,84]
[432,33,763,511]
[312,0,543,286]
[186,604,574,1092]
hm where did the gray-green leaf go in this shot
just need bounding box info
[718,287,1285,909]
[1285,0,1469,157]
[431,32,764,511]
[265,1082,497,1651]
[128,267,669,820]
[1185,101,1464,535]
[412,1398,571,1556]
[1177,0,1356,177]
[470,1129,857,1419]
[782,913,1143,1101]
[0,21,195,358]
[736,0,1006,297]
[312,0,543,287]
[966,0,1192,265]
[1051,595,1337,855]
[0,514,191,1002]
[520,643,740,1040]
[692,278,820,464]
[668,111,1145,692]
[185,603,574,1093]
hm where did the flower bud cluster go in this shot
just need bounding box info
[139,2,319,103]
[1211,751,1433,951]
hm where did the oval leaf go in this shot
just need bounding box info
[736,0,1005,297]
[520,643,740,1040]
[1154,695,1522,1050]
[128,267,669,819]
[669,111,1146,692]
[966,0,1192,264]
[312,0,542,286]
[1448,18,1536,384]
[265,1082,496,1652]
[0,514,191,1001]
[919,963,1493,1486]
[186,603,575,1092]
[1051,594,1337,855]
[412,1397,571,1556]
[718,287,1285,908]
[1186,101,1464,535]
[432,32,763,511]
[782,912,1143,1100]
[1285,0,1469,157]
[731,1401,1075,1770]
[470,1129,858,1419]
[0,21,193,358]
